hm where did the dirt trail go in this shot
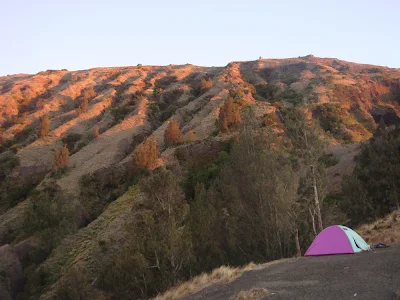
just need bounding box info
[183,244,400,300]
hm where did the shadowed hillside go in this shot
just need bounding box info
[1,56,400,299]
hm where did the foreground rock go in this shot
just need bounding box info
[183,244,400,300]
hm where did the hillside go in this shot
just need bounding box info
[1,56,400,299]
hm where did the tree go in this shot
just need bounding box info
[133,137,160,171]
[164,120,183,147]
[38,113,50,137]
[53,144,70,170]
[219,117,298,262]
[342,125,400,223]
[284,108,326,233]
[99,169,191,298]
[192,108,299,264]
[189,183,227,271]
[218,97,241,132]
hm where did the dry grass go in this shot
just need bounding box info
[357,210,400,245]
[152,263,256,300]
[230,288,270,300]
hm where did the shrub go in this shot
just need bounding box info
[53,144,69,170]
[279,88,303,105]
[200,77,213,91]
[76,98,88,115]
[133,137,160,171]
[111,105,134,125]
[254,84,279,101]
[319,153,339,167]
[186,130,197,142]
[218,97,241,132]
[61,133,82,153]
[314,103,347,138]
[164,120,183,147]
[38,113,50,137]
[154,76,177,89]
[191,77,213,96]
[81,87,96,101]
[93,125,100,138]
[23,185,77,253]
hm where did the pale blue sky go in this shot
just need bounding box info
[1,0,399,75]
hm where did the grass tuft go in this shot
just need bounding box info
[230,288,270,300]
[153,263,256,300]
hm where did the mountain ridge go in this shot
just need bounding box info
[1,56,400,299]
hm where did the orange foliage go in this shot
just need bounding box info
[164,120,183,147]
[218,97,241,132]
[133,137,160,171]
[53,144,70,170]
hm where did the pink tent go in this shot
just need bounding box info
[304,225,370,256]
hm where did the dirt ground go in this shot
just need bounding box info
[183,244,400,300]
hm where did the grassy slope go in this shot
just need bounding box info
[37,186,140,298]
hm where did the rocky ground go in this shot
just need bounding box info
[183,244,400,300]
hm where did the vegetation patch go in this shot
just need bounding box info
[230,288,270,300]
[153,263,256,300]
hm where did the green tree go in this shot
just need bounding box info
[284,108,326,233]
[99,169,191,298]
[189,183,228,271]
[342,125,400,223]
[192,108,300,264]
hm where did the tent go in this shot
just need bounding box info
[305,225,370,256]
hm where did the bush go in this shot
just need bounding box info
[191,77,213,96]
[218,97,241,132]
[38,113,50,137]
[164,120,183,147]
[154,76,177,89]
[81,87,96,101]
[186,130,197,142]
[319,153,339,167]
[23,185,77,253]
[93,125,99,138]
[61,133,82,153]
[110,105,133,125]
[314,103,346,135]
[133,137,160,171]
[254,84,279,101]
[76,98,88,115]
[53,144,69,170]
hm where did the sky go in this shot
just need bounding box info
[1,0,399,75]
